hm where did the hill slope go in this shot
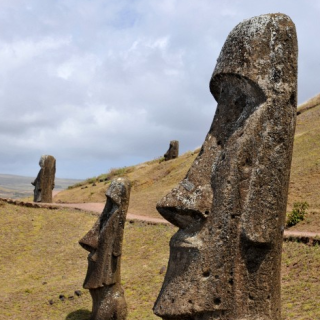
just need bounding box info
[287,96,320,230]
[0,201,319,319]
[55,94,320,229]
[55,151,198,218]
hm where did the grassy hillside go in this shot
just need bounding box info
[54,151,199,218]
[287,97,320,231]
[0,201,319,320]
[54,94,320,230]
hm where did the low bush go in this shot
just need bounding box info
[286,201,309,227]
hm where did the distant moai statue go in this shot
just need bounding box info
[153,13,297,320]
[31,155,56,203]
[79,177,131,320]
[164,140,179,161]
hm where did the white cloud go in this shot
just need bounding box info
[0,0,319,178]
[0,37,70,71]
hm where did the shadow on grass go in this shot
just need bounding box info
[65,309,91,320]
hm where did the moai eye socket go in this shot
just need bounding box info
[210,74,266,147]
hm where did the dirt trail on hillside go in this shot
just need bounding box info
[52,202,168,224]
[52,201,320,238]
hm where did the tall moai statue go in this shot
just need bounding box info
[31,155,56,203]
[79,177,131,320]
[153,14,297,320]
[164,140,179,161]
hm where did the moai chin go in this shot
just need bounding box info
[164,140,179,161]
[31,155,56,203]
[79,177,131,320]
[153,13,297,320]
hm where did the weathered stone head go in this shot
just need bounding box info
[164,140,179,161]
[154,14,297,320]
[31,155,56,203]
[79,177,131,320]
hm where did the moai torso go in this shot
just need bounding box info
[79,177,131,320]
[164,140,179,161]
[32,155,56,203]
[154,13,297,320]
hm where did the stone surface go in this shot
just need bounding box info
[164,140,179,161]
[79,177,131,320]
[31,155,56,203]
[154,13,297,320]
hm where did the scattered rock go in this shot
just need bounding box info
[59,294,65,302]
[75,290,82,297]
[159,266,166,274]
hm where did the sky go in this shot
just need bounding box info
[0,0,319,179]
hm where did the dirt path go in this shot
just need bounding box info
[52,201,320,238]
[52,202,168,224]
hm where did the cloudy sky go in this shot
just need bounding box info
[0,0,319,179]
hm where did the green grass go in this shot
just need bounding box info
[0,201,320,319]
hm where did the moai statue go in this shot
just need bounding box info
[153,13,297,320]
[79,177,131,320]
[31,155,56,203]
[164,140,179,161]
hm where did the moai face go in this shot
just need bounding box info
[164,140,179,161]
[79,178,131,289]
[154,14,297,320]
[32,154,55,202]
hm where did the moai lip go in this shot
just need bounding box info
[31,155,56,203]
[79,177,131,320]
[154,13,297,320]
[164,140,179,161]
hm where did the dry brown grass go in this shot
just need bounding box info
[282,241,320,319]
[54,95,320,233]
[287,103,320,231]
[0,201,174,320]
[54,150,198,219]
[0,201,319,319]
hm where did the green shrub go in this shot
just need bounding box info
[286,201,309,227]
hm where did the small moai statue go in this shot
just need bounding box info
[153,13,297,320]
[164,140,179,161]
[31,155,56,203]
[79,177,131,320]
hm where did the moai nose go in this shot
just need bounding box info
[157,177,213,229]
[79,219,99,252]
